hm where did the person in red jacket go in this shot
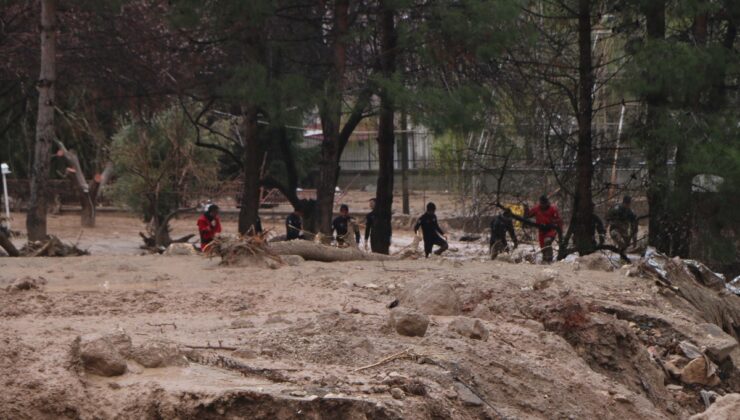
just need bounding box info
[197,204,222,251]
[525,195,562,263]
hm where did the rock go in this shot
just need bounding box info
[364,283,380,289]
[389,387,405,400]
[290,390,307,397]
[454,382,483,406]
[6,276,47,292]
[533,269,558,291]
[230,319,255,329]
[681,357,720,386]
[613,394,631,404]
[73,331,132,377]
[697,323,738,362]
[469,304,493,321]
[448,317,489,340]
[399,280,461,315]
[666,384,683,391]
[576,253,616,272]
[389,308,429,337]
[689,393,740,420]
[130,340,187,368]
[281,255,304,266]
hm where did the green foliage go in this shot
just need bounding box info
[110,106,218,221]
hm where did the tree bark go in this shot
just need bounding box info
[570,0,595,254]
[238,105,261,235]
[315,0,350,238]
[0,230,20,257]
[642,0,671,253]
[27,0,56,241]
[371,1,397,255]
[270,240,394,262]
[400,110,410,215]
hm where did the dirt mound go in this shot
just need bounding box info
[535,294,671,411]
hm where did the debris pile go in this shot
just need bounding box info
[20,235,88,257]
[204,232,282,267]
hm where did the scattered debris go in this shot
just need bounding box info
[20,235,88,257]
[205,234,283,267]
[6,276,47,292]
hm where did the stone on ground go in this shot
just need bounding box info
[448,317,489,340]
[389,308,429,337]
[680,357,720,386]
[689,393,740,420]
[131,340,187,368]
[577,253,617,272]
[533,269,558,291]
[6,276,47,292]
[696,323,738,361]
[399,280,461,316]
[73,331,132,377]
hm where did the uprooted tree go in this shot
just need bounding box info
[110,106,218,249]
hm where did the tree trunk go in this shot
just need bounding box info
[570,0,595,254]
[27,0,56,241]
[270,240,394,262]
[315,0,350,238]
[0,230,20,257]
[400,110,410,215]
[80,186,96,228]
[642,0,671,253]
[238,105,261,235]
[371,1,397,255]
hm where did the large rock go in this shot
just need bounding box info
[533,269,558,291]
[454,382,483,406]
[131,340,188,368]
[448,317,489,341]
[697,323,738,361]
[389,308,429,337]
[576,253,617,272]
[73,331,132,377]
[689,393,740,420]
[399,280,461,316]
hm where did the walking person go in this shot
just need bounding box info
[333,204,360,246]
[490,208,518,260]
[286,207,304,240]
[524,195,562,263]
[414,202,448,258]
[197,204,222,251]
[606,195,638,251]
[364,198,376,251]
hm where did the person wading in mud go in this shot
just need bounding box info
[333,204,360,246]
[490,208,518,260]
[524,195,562,263]
[364,198,376,251]
[414,202,448,258]
[286,207,304,240]
[197,204,222,251]
[606,195,638,251]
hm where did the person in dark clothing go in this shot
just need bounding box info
[414,202,448,258]
[333,204,360,246]
[286,208,304,240]
[197,204,222,251]
[364,198,376,250]
[490,208,518,260]
[606,195,638,251]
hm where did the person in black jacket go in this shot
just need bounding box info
[333,204,360,246]
[286,207,304,240]
[490,208,518,260]
[364,198,376,250]
[414,202,448,257]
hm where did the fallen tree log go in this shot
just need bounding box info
[270,240,395,262]
[0,230,20,257]
[640,250,740,339]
